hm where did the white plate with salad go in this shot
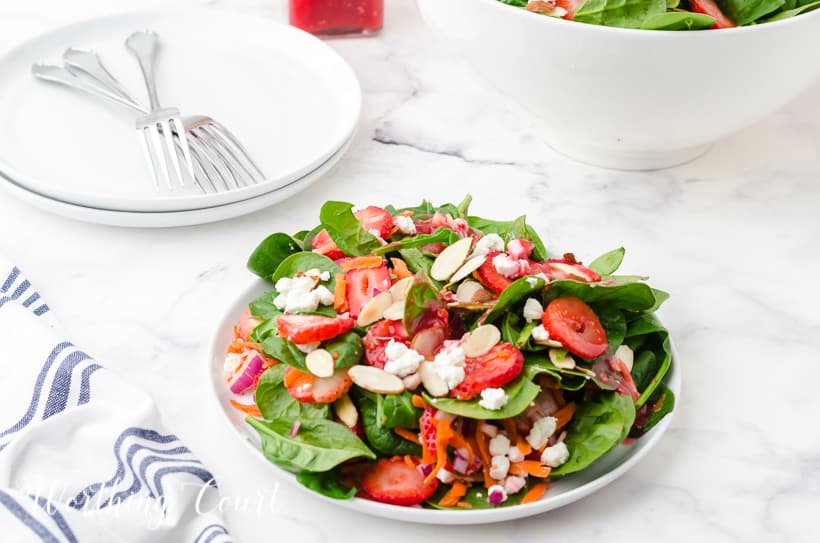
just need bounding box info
[208,197,679,524]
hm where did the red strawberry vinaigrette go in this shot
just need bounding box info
[289,0,384,35]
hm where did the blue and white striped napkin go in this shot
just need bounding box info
[0,260,232,543]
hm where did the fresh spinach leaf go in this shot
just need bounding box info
[250,317,280,342]
[376,391,422,429]
[545,279,660,313]
[270,252,342,289]
[640,10,715,29]
[718,0,785,25]
[573,0,667,27]
[630,383,675,437]
[423,377,541,420]
[588,247,625,276]
[249,291,283,321]
[596,306,627,350]
[357,393,421,455]
[261,335,308,372]
[485,275,546,324]
[467,215,548,260]
[247,233,301,279]
[551,391,636,477]
[456,194,472,219]
[404,273,445,336]
[765,0,820,20]
[496,0,528,6]
[296,469,356,500]
[427,483,529,509]
[255,365,330,421]
[372,229,452,256]
[291,230,309,245]
[324,332,364,369]
[524,354,590,391]
[300,224,325,253]
[625,313,672,408]
[247,416,375,473]
[319,201,382,256]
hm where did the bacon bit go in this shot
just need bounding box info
[438,481,469,507]
[474,423,495,488]
[563,252,578,264]
[509,461,552,479]
[394,427,421,445]
[341,256,384,271]
[552,402,577,432]
[411,394,428,409]
[229,400,262,418]
[521,482,549,504]
[390,258,413,280]
[333,274,348,312]
[426,417,454,484]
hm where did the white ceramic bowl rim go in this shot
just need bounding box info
[477,0,820,36]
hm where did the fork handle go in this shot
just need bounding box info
[125,30,161,111]
[31,63,147,114]
[62,48,141,105]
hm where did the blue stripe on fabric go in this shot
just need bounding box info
[195,523,230,543]
[1,267,19,293]
[0,342,73,440]
[22,292,40,308]
[28,495,79,543]
[34,304,50,316]
[103,450,201,506]
[77,363,102,405]
[11,279,30,300]
[0,489,61,543]
[42,350,92,420]
[152,466,216,500]
[0,296,11,309]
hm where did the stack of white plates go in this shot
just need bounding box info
[0,10,360,227]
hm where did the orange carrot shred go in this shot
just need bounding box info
[448,428,475,464]
[390,258,413,280]
[509,461,552,479]
[229,400,262,418]
[426,417,454,484]
[411,394,428,409]
[553,402,577,432]
[403,455,417,470]
[456,501,473,509]
[521,482,549,504]
[438,481,469,507]
[394,428,421,445]
[341,256,383,271]
[333,274,348,312]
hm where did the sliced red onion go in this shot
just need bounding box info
[487,485,507,505]
[290,420,301,437]
[228,352,265,394]
[452,455,470,475]
[417,463,433,477]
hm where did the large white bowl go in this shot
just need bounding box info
[416,0,820,169]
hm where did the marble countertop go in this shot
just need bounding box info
[2,1,819,541]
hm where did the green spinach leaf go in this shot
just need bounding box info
[630,383,675,437]
[765,0,820,19]
[247,233,301,279]
[718,0,785,25]
[255,365,330,421]
[296,469,356,500]
[372,229,453,256]
[573,0,667,27]
[423,377,541,420]
[270,252,342,289]
[640,10,715,29]
[249,291,283,321]
[625,313,672,407]
[588,247,625,276]
[524,354,590,391]
[324,331,364,369]
[376,391,422,429]
[357,393,421,455]
[485,275,546,324]
[404,273,445,336]
[427,483,529,509]
[545,279,661,313]
[261,335,308,372]
[467,215,548,261]
[319,201,382,256]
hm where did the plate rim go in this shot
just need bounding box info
[206,278,681,525]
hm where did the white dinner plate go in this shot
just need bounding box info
[207,280,681,525]
[0,134,351,228]
[0,9,360,212]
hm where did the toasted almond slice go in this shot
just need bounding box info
[449,255,485,284]
[382,300,405,321]
[456,280,494,304]
[534,337,564,349]
[549,348,576,370]
[389,276,415,302]
[334,393,358,428]
[419,361,448,397]
[356,291,394,327]
[430,237,473,281]
[462,324,501,358]
[615,345,634,372]
[305,348,335,378]
[403,372,422,391]
[349,365,405,394]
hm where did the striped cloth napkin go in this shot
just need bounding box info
[0,260,232,543]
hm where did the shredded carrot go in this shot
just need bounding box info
[341,256,383,271]
[501,419,531,456]
[403,455,417,470]
[456,501,472,509]
[521,482,549,504]
[474,424,495,488]
[394,428,421,445]
[229,400,262,418]
[438,481,469,507]
[426,417,454,484]
[227,338,262,354]
[552,402,577,432]
[333,274,348,312]
[390,258,412,280]
[448,428,475,464]
[509,461,552,479]
[411,394,428,409]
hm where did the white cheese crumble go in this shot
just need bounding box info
[394,215,416,235]
[273,275,334,314]
[492,253,521,277]
[523,298,544,321]
[541,442,570,468]
[436,467,456,484]
[507,445,525,463]
[525,277,538,288]
[489,455,511,480]
[431,342,466,389]
[479,387,509,410]
[531,324,550,342]
[474,233,504,256]
[503,475,527,495]
[383,340,424,378]
[526,416,558,450]
[223,353,243,375]
[488,434,511,456]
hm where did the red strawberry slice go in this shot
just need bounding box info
[354,206,393,239]
[547,259,601,283]
[555,0,585,18]
[311,229,345,260]
[507,239,534,260]
[543,296,608,359]
[477,251,514,294]
[363,319,410,369]
[235,307,261,341]
[450,343,524,401]
[419,407,438,457]
[345,265,391,318]
[276,314,355,344]
[361,458,439,506]
[690,0,735,28]
[283,366,352,403]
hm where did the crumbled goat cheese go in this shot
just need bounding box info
[432,342,466,389]
[474,233,505,256]
[526,416,558,450]
[523,298,544,321]
[507,445,525,463]
[531,324,550,342]
[394,215,417,235]
[489,455,511,480]
[541,442,570,468]
[488,434,511,457]
[383,340,424,378]
[273,274,334,314]
[479,387,509,410]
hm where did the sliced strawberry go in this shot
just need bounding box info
[363,319,410,369]
[419,407,438,457]
[361,458,439,506]
[276,314,355,344]
[477,251,514,294]
[507,239,534,260]
[689,0,735,28]
[283,366,352,403]
[421,242,446,255]
[450,343,524,400]
[547,259,601,283]
[235,307,261,341]
[345,265,392,318]
[555,0,585,18]
[354,206,393,239]
[312,229,345,260]
[543,297,608,359]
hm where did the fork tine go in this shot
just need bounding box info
[197,126,254,187]
[137,129,160,193]
[192,129,240,190]
[146,125,173,190]
[160,119,184,187]
[187,137,220,193]
[207,120,265,181]
[189,133,233,191]
[171,117,195,183]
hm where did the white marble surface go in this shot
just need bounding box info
[2,1,820,541]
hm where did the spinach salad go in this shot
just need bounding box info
[224,197,674,508]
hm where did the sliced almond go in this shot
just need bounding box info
[462,324,501,358]
[333,393,358,428]
[349,365,405,394]
[356,291,394,327]
[410,326,446,359]
[534,337,564,349]
[430,237,473,281]
[549,349,576,370]
[615,345,634,372]
[420,361,448,397]
[449,255,485,284]
[402,372,422,391]
[456,281,493,304]
[305,348,335,378]
[389,276,414,302]
[382,300,405,321]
